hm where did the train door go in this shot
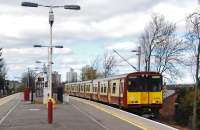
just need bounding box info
[97,82,100,100]
[107,81,111,103]
[141,78,149,105]
[118,79,122,106]
[84,84,86,97]
[141,92,149,104]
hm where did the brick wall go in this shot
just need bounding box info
[160,93,178,120]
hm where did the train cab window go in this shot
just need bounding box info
[112,83,116,94]
[128,76,162,92]
[147,77,162,91]
[128,77,146,92]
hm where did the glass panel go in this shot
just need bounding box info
[128,77,146,92]
[112,83,116,94]
[128,76,162,92]
[147,77,162,91]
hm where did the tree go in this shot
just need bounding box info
[154,37,187,77]
[186,12,200,130]
[139,14,186,77]
[81,65,97,81]
[102,52,117,78]
[0,48,7,96]
[21,69,35,91]
[175,88,200,129]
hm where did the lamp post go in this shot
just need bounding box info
[131,46,141,72]
[22,2,80,99]
[187,12,200,130]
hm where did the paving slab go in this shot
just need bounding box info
[0,97,141,130]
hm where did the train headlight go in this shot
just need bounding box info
[131,97,136,101]
[152,100,160,104]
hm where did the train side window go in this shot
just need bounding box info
[93,85,95,92]
[84,84,86,92]
[104,84,107,93]
[95,85,97,92]
[112,83,116,94]
[101,84,103,93]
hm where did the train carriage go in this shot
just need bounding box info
[65,71,163,115]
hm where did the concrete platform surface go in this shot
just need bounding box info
[0,95,142,130]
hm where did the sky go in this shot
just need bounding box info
[0,0,199,83]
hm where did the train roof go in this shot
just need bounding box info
[66,80,92,85]
[93,73,128,82]
[65,71,161,85]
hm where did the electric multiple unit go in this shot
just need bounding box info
[65,72,163,115]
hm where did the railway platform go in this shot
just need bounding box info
[0,94,177,130]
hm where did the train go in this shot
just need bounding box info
[64,71,163,116]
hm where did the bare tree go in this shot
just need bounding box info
[90,55,100,71]
[186,12,200,130]
[0,48,7,96]
[102,52,117,78]
[139,14,186,77]
[154,36,187,77]
[21,69,36,93]
[140,15,176,71]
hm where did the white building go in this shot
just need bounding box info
[66,68,77,83]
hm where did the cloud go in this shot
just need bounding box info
[0,0,197,83]
[106,41,138,51]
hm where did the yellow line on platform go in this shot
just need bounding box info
[72,97,147,130]
[0,93,19,106]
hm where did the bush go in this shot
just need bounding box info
[175,88,200,128]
